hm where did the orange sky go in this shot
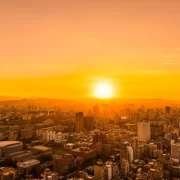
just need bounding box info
[0,0,180,99]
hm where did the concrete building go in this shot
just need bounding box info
[84,116,95,131]
[53,154,75,176]
[0,167,17,180]
[71,147,97,160]
[42,131,67,143]
[36,127,53,138]
[94,160,104,180]
[171,143,180,159]
[17,159,40,176]
[127,146,134,163]
[6,151,32,162]
[75,112,84,133]
[0,128,10,141]
[104,161,113,180]
[20,129,33,139]
[137,122,151,143]
[9,131,18,141]
[41,168,58,180]
[64,143,75,150]
[120,159,129,178]
[112,163,119,179]
[0,141,23,157]
[165,106,171,114]
[31,145,52,156]
[22,114,32,121]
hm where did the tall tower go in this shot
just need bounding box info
[93,105,99,126]
[75,112,84,133]
[137,122,151,143]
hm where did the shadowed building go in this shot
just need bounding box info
[75,112,84,133]
[94,160,104,180]
[0,167,17,180]
[84,116,95,131]
[0,141,23,157]
[53,154,75,176]
[138,122,151,143]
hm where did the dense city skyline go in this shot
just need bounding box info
[1,0,180,98]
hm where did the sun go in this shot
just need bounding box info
[93,81,114,99]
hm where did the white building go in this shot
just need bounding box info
[137,122,150,143]
[105,164,112,180]
[42,131,67,143]
[127,146,133,163]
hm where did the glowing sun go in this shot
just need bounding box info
[93,81,114,99]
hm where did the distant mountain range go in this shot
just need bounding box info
[0,96,78,108]
[0,96,180,109]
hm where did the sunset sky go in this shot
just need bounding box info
[0,0,180,99]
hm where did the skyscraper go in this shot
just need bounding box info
[137,122,151,143]
[75,112,84,133]
[84,116,95,131]
[165,106,171,114]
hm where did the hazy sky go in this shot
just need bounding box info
[0,0,180,99]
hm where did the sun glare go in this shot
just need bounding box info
[93,81,114,99]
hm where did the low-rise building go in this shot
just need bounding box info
[71,147,97,160]
[53,154,75,176]
[0,167,17,180]
[17,159,40,176]
[0,141,23,157]
[31,145,52,156]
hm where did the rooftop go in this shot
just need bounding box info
[71,147,97,154]
[0,141,22,148]
[32,145,52,151]
[17,159,40,168]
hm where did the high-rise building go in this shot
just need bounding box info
[127,146,134,163]
[84,116,95,131]
[137,122,151,143]
[75,112,84,133]
[171,143,180,159]
[53,154,75,176]
[112,163,119,179]
[165,106,171,114]
[0,167,17,180]
[94,160,104,180]
[120,159,129,178]
[104,164,112,180]
[120,142,129,161]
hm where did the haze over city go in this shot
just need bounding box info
[1,0,180,99]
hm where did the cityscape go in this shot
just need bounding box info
[0,99,180,179]
[1,0,180,180]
